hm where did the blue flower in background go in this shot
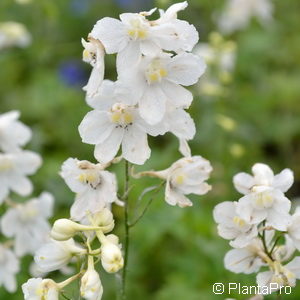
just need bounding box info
[70,0,94,16]
[114,0,153,11]
[59,60,87,87]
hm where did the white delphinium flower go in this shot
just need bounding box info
[0,244,20,292]
[147,156,212,207]
[35,239,85,272]
[82,37,105,97]
[256,258,300,292]
[90,1,198,69]
[233,163,294,195]
[80,257,103,300]
[22,278,59,300]
[79,84,167,164]
[217,0,273,34]
[0,150,42,203]
[119,52,205,125]
[224,239,264,274]
[60,158,118,221]
[234,163,293,231]
[236,186,291,231]
[0,110,32,152]
[213,201,258,248]
[1,192,54,256]
[0,21,31,49]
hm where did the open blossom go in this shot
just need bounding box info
[60,158,118,221]
[232,163,293,231]
[79,98,166,164]
[0,244,20,292]
[0,150,42,203]
[1,192,54,256]
[217,0,273,34]
[81,37,105,97]
[256,258,300,292]
[90,1,198,69]
[213,201,258,248]
[22,278,59,300]
[0,110,32,152]
[119,52,205,125]
[236,186,291,231]
[233,163,294,195]
[35,239,85,272]
[0,21,31,49]
[224,239,264,274]
[150,156,212,207]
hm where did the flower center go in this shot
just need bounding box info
[0,155,13,172]
[145,59,168,84]
[110,103,134,128]
[254,192,274,209]
[77,170,101,189]
[232,216,246,227]
[127,18,148,40]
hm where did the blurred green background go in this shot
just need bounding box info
[1,0,300,299]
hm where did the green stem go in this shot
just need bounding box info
[121,161,130,300]
[129,182,164,228]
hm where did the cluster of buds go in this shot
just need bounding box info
[22,208,124,299]
[214,163,300,295]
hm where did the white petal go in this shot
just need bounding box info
[116,41,141,72]
[122,126,150,165]
[233,172,255,195]
[225,248,261,274]
[166,53,206,86]
[94,128,124,163]
[273,169,294,192]
[213,201,236,224]
[79,110,114,145]
[83,65,104,98]
[139,85,167,125]
[1,208,19,237]
[285,257,300,279]
[165,181,192,207]
[167,109,195,140]
[38,192,55,218]
[15,150,42,175]
[91,17,128,54]
[162,81,193,108]
[9,175,33,196]
[252,163,274,186]
[256,271,273,289]
[179,138,191,157]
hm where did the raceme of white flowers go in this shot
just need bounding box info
[79,0,207,165]
[217,0,273,34]
[0,110,54,293]
[20,2,213,299]
[214,163,300,294]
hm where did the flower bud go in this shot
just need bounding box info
[51,219,101,241]
[80,269,103,300]
[89,208,114,233]
[100,242,124,273]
